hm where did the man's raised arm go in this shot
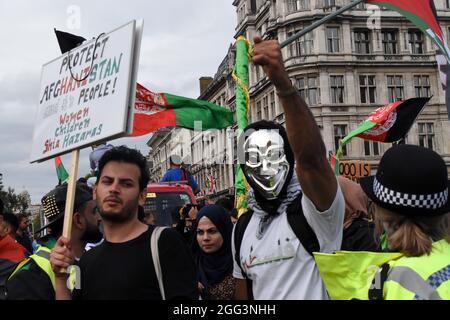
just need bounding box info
[251,36,337,211]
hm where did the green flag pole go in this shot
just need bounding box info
[232,36,251,216]
[280,0,364,48]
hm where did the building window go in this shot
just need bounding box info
[270,91,276,118]
[409,30,424,54]
[382,30,398,54]
[323,0,336,7]
[256,101,262,121]
[296,75,319,105]
[364,140,380,156]
[327,27,340,53]
[238,3,246,24]
[359,75,376,104]
[446,0,450,9]
[414,75,431,97]
[334,125,347,156]
[263,96,269,119]
[233,135,238,162]
[354,30,371,54]
[287,30,314,57]
[287,0,309,12]
[387,75,404,102]
[211,136,215,159]
[330,75,344,103]
[256,0,264,11]
[255,65,261,82]
[418,123,435,150]
[448,27,450,45]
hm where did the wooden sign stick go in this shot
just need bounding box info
[62,149,80,240]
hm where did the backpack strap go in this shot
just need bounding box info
[233,210,254,300]
[181,168,186,181]
[233,193,320,299]
[151,226,168,300]
[286,193,320,256]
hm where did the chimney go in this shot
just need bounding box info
[199,77,213,96]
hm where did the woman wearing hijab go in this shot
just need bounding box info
[338,176,379,251]
[192,205,235,300]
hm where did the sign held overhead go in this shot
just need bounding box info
[30,20,143,163]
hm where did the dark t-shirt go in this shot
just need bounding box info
[73,226,198,300]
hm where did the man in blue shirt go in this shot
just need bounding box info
[161,155,200,194]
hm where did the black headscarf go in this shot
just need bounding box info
[192,205,234,296]
[238,120,295,215]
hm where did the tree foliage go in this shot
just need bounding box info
[0,185,31,213]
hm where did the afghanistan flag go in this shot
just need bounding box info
[338,97,430,157]
[366,0,450,119]
[130,83,234,137]
[55,156,69,184]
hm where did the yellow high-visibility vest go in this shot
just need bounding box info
[9,246,79,292]
[9,246,55,289]
[314,239,450,300]
[383,239,450,300]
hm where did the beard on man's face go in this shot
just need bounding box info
[80,222,103,244]
[97,199,138,223]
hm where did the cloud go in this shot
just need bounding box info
[0,0,236,203]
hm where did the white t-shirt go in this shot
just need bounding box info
[232,185,344,300]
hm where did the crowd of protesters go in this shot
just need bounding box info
[0,36,448,300]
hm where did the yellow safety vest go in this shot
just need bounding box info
[9,246,55,289]
[314,239,450,300]
[9,246,79,292]
[383,239,450,300]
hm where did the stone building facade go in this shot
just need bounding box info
[147,0,450,199]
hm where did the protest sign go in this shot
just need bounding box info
[339,160,371,182]
[30,20,143,162]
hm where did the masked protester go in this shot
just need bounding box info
[232,36,345,300]
[6,180,102,300]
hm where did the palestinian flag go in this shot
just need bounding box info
[130,83,234,137]
[367,0,450,119]
[339,97,430,152]
[367,0,449,59]
[55,156,69,184]
[328,152,340,176]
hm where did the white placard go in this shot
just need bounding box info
[30,20,142,163]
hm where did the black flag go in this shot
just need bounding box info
[54,29,86,53]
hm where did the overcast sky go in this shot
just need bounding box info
[0,0,237,203]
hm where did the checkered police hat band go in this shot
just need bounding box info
[373,178,448,210]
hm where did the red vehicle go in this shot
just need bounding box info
[144,181,197,226]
